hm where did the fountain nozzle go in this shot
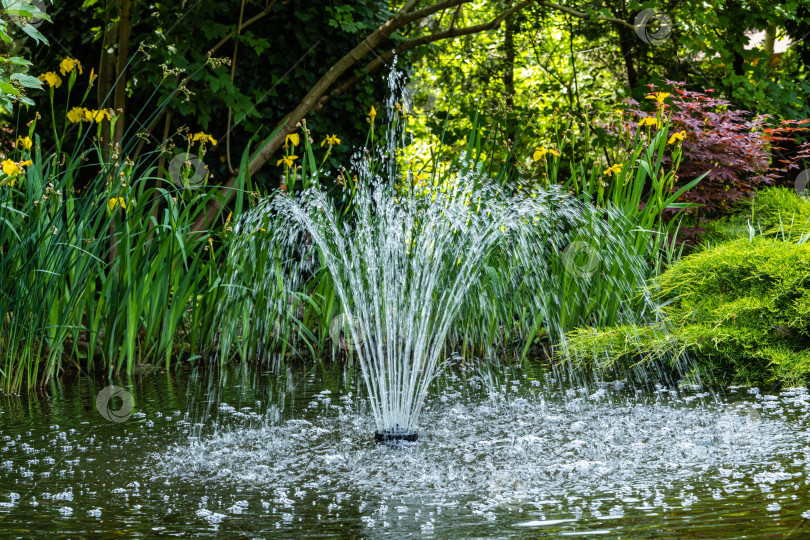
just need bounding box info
[375,427,418,443]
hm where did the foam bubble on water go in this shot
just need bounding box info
[228,500,249,514]
[52,490,73,501]
[753,472,796,484]
[149,385,806,525]
[196,508,226,525]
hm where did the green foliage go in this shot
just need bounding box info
[750,187,810,239]
[0,63,264,393]
[407,6,623,169]
[701,187,810,246]
[0,0,50,111]
[658,237,810,386]
[24,0,395,189]
[0,140,235,392]
[3,0,808,395]
[673,0,810,119]
[566,193,810,387]
[408,0,810,171]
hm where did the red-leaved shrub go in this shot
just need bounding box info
[619,81,808,226]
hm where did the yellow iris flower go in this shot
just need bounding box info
[108,197,126,212]
[59,57,83,76]
[67,107,85,123]
[667,130,687,144]
[603,163,623,176]
[321,134,341,147]
[284,133,300,148]
[85,109,111,123]
[38,72,62,88]
[638,117,658,128]
[645,92,671,107]
[2,159,32,186]
[190,132,218,146]
[2,159,21,176]
[277,155,298,168]
[533,147,560,162]
[16,136,32,150]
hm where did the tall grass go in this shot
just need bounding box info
[407,114,703,364]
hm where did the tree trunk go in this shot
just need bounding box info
[617,26,638,93]
[502,14,515,109]
[97,1,118,155]
[97,0,133,263]
[113,0,132,149]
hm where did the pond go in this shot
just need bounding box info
[1,362,809,538]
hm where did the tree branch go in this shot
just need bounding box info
[313,0,534,112]
[191,0,633,231]
[210,0,278,55]
[540,1,634,30]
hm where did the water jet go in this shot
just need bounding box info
[220,69,653,441]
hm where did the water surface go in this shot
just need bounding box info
[1,362,809,538]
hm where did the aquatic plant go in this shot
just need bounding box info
[0,64,241,393]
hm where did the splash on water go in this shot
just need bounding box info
[217,68,678,435]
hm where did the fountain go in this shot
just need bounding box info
[218,70,659,442]
[267,164,548,441]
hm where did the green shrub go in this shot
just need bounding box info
[566,235,810,387]
[701,187,810,246]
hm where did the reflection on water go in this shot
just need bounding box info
[0,362,809,538]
